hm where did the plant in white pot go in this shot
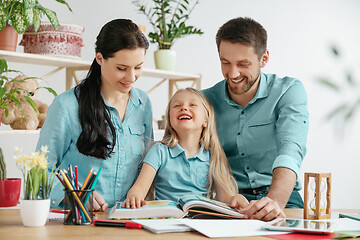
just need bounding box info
[133,0,203,70]
[0,147,22,207]
[15,146,59,227]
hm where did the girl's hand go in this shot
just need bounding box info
[121,189,147,209]
[228,194,249,210]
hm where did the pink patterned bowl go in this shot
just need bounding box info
[20,22,84,58]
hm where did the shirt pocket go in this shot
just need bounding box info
[128,123,146,156]
[247,118,276,152]
[195,166,209,188]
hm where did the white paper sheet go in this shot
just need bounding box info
[179,219,286,238]
[133,219,192,234]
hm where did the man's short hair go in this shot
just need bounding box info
[216,17,267,59]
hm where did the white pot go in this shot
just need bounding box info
[20,199,50,227]
[154,49,176,71]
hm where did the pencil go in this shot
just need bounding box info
[60,170,92,223]
[79,168,93,197]
[83,168,102,206]
[56,173,66,188]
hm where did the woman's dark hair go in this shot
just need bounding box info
[216,17,267,59]
[74,19,149,159]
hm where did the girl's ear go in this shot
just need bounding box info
[202,120,208,128]
[95,52,103,66]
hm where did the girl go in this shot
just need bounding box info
[36,19,153,211]
[122,88,248,209]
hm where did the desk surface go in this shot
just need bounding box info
[0,209,356,240]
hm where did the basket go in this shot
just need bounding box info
[19,22,84,58]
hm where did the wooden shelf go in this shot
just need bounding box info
[0,50,202,99]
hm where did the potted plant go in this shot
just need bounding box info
[0,58,57,126]
[0,147,21,207]
[15,146,59,226]
[133,0,203,70]
[0,0,72,51]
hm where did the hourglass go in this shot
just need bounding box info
[303,173,331,219]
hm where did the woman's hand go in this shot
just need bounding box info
[89,191,108,212]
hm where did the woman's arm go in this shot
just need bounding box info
[122,163,157,208]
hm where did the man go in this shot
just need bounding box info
[202,17,309,221]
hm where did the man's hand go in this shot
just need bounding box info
[89,191,108,212]
[238,196,285,221]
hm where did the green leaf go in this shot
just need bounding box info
[55,0,73,12]
[38,6,59,30]
[24,96,39,114]
[317,78,340,91]
[0,59,7,74]
[23,0,37,9]
[9,2,28,34]
[0,5,9,31]
[42,87,58,96]
[331,46,339,57]
[325,104,347,120]
[32,8,40,32]
[0,88,5,99]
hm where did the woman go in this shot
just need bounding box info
[36,19,153,211]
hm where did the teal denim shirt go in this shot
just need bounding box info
[36,87,153,208]
[202,73,309,191]
[144,142,210,201]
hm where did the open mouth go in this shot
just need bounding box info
[231,77,245,84]
[178,114,192,120]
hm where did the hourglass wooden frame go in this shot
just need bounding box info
[303,172,331,219]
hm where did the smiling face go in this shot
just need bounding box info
[96,47,146,94]
[169,90,208,134]
[219,40,268,98]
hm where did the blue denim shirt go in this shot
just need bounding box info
[202,73,309,191]
[36,87,153,208]
[144,142,210,201]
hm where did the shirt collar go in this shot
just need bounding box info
[102,87,143,108]
[169,144,209,162]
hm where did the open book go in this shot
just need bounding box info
[108,194,244,219]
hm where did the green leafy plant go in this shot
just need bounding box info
[0,0,72,34]
[0,58,57,118]
[317,46,360,132]
[15,146,59,200]
[133,0,203,49]
[0,148,6,181]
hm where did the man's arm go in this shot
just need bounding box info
[267,167,297,209]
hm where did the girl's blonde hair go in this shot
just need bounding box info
[161,88,238,197]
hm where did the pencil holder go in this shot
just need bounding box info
[64,189,94,225]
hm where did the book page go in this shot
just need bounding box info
[178,195,244,218]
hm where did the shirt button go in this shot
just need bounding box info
[119,165,123,168]
[241,111,245,115]
[120,147,124,150]
[251,180,255,183]
[117,183,121,187]
[119,129,123,133]
[241,153,245,156]
[52,200,55,204]
[237,132,240,135]
[246,166,250,170]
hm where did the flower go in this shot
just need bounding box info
[15,146,58,200]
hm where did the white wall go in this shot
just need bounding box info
[1,0,360,209]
